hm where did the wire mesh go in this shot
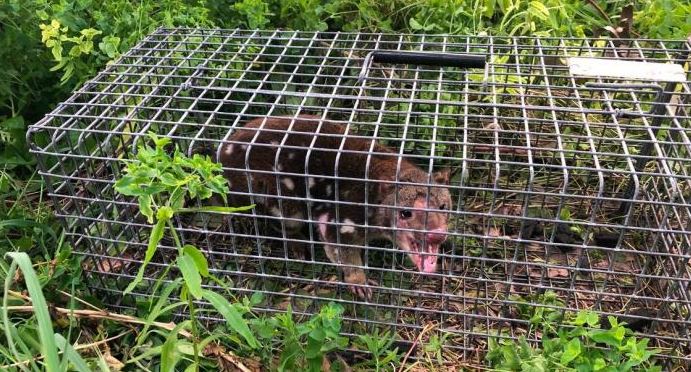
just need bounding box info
[28,28,691,365]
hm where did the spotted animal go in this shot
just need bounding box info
[219,115,452,299]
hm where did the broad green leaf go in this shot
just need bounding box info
[177,253,203,299]
[593,357,607,371]
[123,217,166,295]
[160,173,186,187]
[409,17,424,30]
[250,292,264,306]
[182,245,209,277]
[170,187,186,211]
[202,290,259,349]
[574,310,599,327]
[5,252,60,372]
[590,328,625,347]
[529,1,549,20]
[560,338,581,365]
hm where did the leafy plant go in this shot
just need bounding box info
[113,132,256,370]
[252,302,349,371]
[354,329,402,371]
[486,309,662,371]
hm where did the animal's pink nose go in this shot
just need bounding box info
[426,229,447,245]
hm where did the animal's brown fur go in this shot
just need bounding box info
[219,115,452,299]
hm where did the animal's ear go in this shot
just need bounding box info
[433,168,452,185]
[378,179,395,196]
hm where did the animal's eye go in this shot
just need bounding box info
[439,204,447,211]
[399,210,412,219]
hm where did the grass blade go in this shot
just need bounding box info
[2,260,31,372]
[54,333,91,372]
[123,216,166,295]
[5,252,60,372]
[202,289,259,349]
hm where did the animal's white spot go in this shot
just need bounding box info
[367,208,374,218]
[288,152,296,160]
[240,144,248,150]
[270,206,282,217]
[318,213,330,239]
[308,178,316,189]
[273,164,283,172]
[224,144,234,155]
[325,184,332,196]
[340,218,355,234]
[270,140,279,146]
[282,177,295,190]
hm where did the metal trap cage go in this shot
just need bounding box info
[28,28,691,365]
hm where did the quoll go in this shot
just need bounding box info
[219,115,452,299]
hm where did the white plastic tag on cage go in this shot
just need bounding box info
[567,57,686,82]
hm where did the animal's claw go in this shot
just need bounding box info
[348,279,378,301]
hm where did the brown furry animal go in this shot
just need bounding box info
[219,115,452,299]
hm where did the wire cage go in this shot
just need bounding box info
[28,28,691,366]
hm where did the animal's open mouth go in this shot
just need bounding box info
[406,236,439,273]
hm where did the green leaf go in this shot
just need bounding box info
[202,290,259,349]
[177,253,203,299]
[139,195,154,224]
[593,357,607,371]
[250,292,264,306]
[574,310,599,327]
[123,216,166,295]
[409,17,424,30]
[182,245,209,277]
[529,1,550,20]
[170,187,186,211]
[4,252,60,372]
[590,328,625,347]
[560,338,581,365]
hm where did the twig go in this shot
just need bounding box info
[1,330,131,369]
[7,304,192,338]
[584,0,611,23]
[58,289,102,312]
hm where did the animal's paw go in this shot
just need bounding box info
[347,278,378,301]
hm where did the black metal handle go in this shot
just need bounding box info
[358,51,486,82]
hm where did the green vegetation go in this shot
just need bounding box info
[1,0,688,370]
[487,309,662,371]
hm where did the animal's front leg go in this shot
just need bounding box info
[323,243,372,300]
[317,212,373,300]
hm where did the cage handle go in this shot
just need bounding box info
[358,51,486,82]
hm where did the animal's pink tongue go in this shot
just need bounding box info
[421,254,437,273]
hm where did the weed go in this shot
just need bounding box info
[251,302,349,370]
[114,132,256,370]
[354,329,402,371]
[486,307,662,371]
